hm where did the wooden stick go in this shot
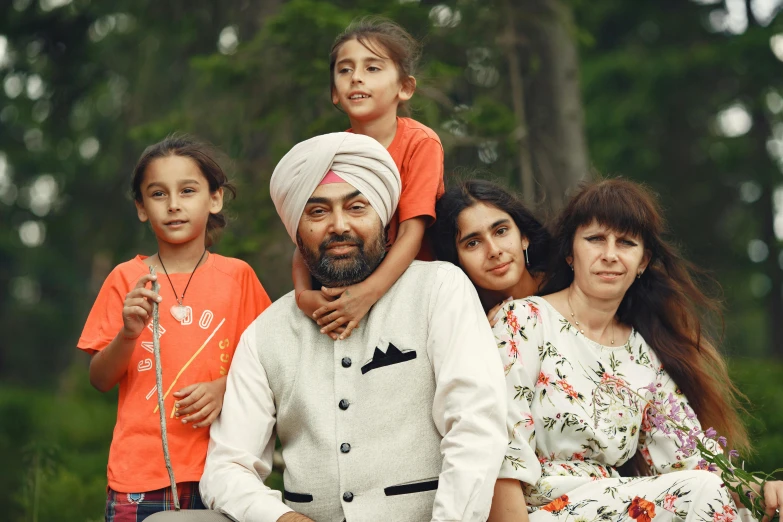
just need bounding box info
[151,266,180,510]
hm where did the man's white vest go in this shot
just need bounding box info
[253,261,449,521]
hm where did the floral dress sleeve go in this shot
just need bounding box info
[492,298,544,486]
[638,357,721,474]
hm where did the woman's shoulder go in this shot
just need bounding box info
[507,295,555,321]
[495,296,550,336]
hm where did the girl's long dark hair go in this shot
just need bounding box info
[432,179,550,276]
[542,178,749,473]
[131,134,236,247]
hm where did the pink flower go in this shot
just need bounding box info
[508,338,518,358]
[528,302,541,321]
[506,309,520,333]
[557,379,579,399]
[713,504,737,522]
[663,494,678,512]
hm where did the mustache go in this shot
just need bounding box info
[320,234,364,253]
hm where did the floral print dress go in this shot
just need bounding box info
[494,296,742,522]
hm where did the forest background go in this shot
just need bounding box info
[3,0,783,520]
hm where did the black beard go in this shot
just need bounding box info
[297,227,387,287]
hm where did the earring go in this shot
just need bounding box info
[524,248,530,266]
[569,264,574,271]
[637,271,644,279]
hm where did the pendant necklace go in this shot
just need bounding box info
[567,289,615,345]
[158,248,207,321]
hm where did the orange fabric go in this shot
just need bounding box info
[350,117,445,261]
[78,253,271,493]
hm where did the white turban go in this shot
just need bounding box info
[270,132,402,243]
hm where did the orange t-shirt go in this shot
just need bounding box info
[78,253,272,493]
[351,117,445,260]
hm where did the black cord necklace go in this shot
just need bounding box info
[158,248,207,321]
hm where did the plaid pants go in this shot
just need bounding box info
[105,482,206,522]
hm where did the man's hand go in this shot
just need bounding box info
[277,513,314,522]
[173,377,227,428]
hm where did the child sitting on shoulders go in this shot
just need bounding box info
[293,17,445,340]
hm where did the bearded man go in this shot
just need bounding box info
[200,133,506,522]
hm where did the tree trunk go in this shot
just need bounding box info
[502,0,536,206]
[524,0,590,212]
[751,106,783,358]
[745,2,783,358]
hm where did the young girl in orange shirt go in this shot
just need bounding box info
[293,17,445,340]
[78,135,271,521]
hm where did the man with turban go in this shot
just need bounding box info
[199,133,507,522]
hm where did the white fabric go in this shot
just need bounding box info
[269,132,401,243]
[493,296,737,521]
[201,262,507,522]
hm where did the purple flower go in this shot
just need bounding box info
[718,436,727,448]
[708,463,718,472]
[729,449,740,458]
[698,459,708,469]
[704,427,717,439]
[644,382,657,394]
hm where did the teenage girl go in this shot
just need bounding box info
[293,17,445,340]
[78,135,272,521]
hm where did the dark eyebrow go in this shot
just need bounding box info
[337,56,385,66]
[145,179,201,190]
[306,190,363,206]
[458,219,511,245]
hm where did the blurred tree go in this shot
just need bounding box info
[3,0,783,518]
[575,0,783,357]
[0,0,276,386]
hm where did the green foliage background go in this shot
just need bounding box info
[2,0,783,519]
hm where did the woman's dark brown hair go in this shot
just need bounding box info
[329,16,421,105]
[432,179,551,279]
[131,134,236,247]
[542,178,749,472]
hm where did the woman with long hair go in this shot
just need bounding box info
[432,180,550,319]
[488,178,781,522]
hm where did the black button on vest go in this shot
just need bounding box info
[340,442,351,453]
[341,357,352,368]
[343,491,354,502]
[339,399,350,410]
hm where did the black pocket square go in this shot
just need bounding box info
[361,343,417,375]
